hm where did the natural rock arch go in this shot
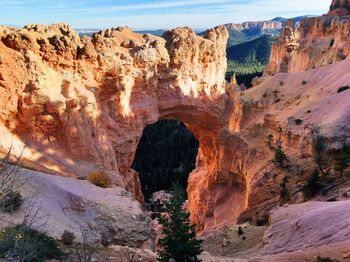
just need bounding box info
[0,23,253,232]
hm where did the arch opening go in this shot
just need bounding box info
[132,119,199,202]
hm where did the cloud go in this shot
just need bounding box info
[0,0,331,29]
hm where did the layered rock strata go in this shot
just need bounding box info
[265,3,350,74]
[0,8,349,236]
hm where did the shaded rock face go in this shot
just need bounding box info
[0,9,349,237]
[329,0,350,15]
[0,23,246,232]
[265,13,350,74]
[0,168,153,248]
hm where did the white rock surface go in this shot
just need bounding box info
[0,168,154,247]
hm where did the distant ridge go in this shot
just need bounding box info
[222,15,316,47]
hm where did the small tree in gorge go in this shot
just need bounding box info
[273,128,289,168]
[333,143,350,177]
[311,126,327,175]
[158,185,202,262]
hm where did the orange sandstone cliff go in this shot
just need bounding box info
[265,0,350,74]
[0,0,350,238]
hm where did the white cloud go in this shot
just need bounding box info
[0,0,332,29]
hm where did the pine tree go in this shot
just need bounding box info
[333,144,350,177]
[279,176,289,203]
[273,128,289,168]
[303,170,321,198]
[311,126,327,175]
[158,185,203,262]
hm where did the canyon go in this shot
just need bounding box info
[0,0,350,260]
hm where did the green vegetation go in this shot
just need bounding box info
[303,170,321,198]
[312,127,327,176]
[61,230,75,246]
[226,27,280,47]
[295,119,303,125]
[317,256,339,262]
[0,190,23,213]
[0,225,66,262]
[332,144,350,177]
[280,176,289,203]
[273,129,289,168]
[88,172,111,188]
[158,185,202,262]
[238,226,244,235]
[226,35,278,87]
[133,120,199,202]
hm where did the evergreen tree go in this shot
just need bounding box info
[311,127,327,175]
[303,170,321,198]
[158,185,203,262]
[273,128,289,168]
[279,176,289,203]
[333,144,350,177]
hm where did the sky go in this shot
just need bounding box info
[0,0,331,30]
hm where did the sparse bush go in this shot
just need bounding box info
[302,80,308,85]
[266,134,274,150]
[70,238,100,262]
[262,89,268,98]
[0,225,66,261]
[256,213,270,226]
[0,190,23,213]
[332,143,350,177]
[273,89,281,103]
[238,226,243,235]
[337,85,350,93]
[0,146,22,212]
[303,170,321,198]
[317,256,339,262]
[62,230,75,246]
[311,126,327,176]
[295,119,303,125]
[273,129,289,168]
[88,172,111,188]
[279,176,289,203]
[280,80,284,86]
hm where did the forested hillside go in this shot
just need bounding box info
[226,35,278,87]
[132,120,199,202]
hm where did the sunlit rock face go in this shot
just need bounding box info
[1,10,349,235]
[265,9,350,75]
[0,23,239,231]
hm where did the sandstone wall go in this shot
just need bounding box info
[0,13,349,235]
[265,3,350,75]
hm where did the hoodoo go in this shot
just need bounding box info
[265,1,350,75]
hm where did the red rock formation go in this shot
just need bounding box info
[329,0,350,15]
[0,3,349,235]
[0,23,234,231]
[265,3,350,75]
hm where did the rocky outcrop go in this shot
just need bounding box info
[329,0,350,15]
[0,23,232,232]
[0,5,350,240]
[225,21,283,31]
[0,167,154,248]
[265,9,350,74]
